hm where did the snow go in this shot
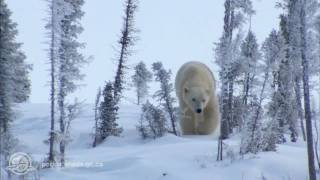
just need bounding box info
[12,103,312,180]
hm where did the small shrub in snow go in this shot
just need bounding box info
[137,101,167,139]
[240,96,263,155]
[226,146,237,162]
[261,118,281,152]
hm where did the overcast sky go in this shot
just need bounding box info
[7,0,281,103]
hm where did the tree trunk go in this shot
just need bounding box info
[317,59,320,169]
[48,0,56,165]
[294,76,306,141]
[219,0,235,140]
[301,49,317,180]
[250,71,269,146]
[228,74,234,133]
[216,136,223,161]
[59,93,65,167]
[220,70,230,139]
[300,1,316,179]
[0,97,9,134]
[93,105,99,147]
[243,73,250,106]
[166,95,177,136]
[313,111,320,169]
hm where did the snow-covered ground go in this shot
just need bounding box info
[11,103,313,180]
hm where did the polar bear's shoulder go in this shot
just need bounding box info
[175,61,216,97]
[179,61,213,75]
[177,61,215,87]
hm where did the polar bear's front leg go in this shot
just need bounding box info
[194,114,204,135]
[180,107,195,135]
[194,117,198,135]
[197,97,220,135]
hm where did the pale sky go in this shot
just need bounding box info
[7,0,281,103]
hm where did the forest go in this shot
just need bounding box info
[0,0,320,179]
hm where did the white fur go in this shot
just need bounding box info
[175,61,220,135]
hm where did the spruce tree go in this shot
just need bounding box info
[0,0,31,174]
[239,30,264,155]
[239,31,261,107]
[45,0,68,166]
[286,0,302,143]
[264,28,288,144]
[57,0,87,167]
[299,0,316,178]
[98,82,122,141]
[131,61,152,105]
[0,0,14,137]
[262,30,287,149]
[265,12,298,143]
[152,62,178,136]
[214,0,254,140]
[0,0,31,134]
[113,0,138,103]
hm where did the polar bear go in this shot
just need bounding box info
[175,61,220,135]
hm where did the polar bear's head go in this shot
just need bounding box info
[183,86,210,114]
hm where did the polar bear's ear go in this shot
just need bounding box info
[184,87,189,94]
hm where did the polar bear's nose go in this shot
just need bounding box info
[197,109,202,114]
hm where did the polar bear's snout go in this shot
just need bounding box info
[183,86,207,114]
[194,99,204,114]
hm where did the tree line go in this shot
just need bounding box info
[215,0,319,179]
[0,0,319,179]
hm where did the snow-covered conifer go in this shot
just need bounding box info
[45,0,69,166]
[239,31,261,107]
[98,82,123,141]
[57,0,87,167]
[152,62,178,136]
[262,30,287,149]
[214,0,254,139]
[0,0,31,175]
[113,0,138,103]
[131,61,152,105]
[299,0,317,178]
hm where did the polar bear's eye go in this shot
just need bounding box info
[202,99,205,102]
[192,98,196,102]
